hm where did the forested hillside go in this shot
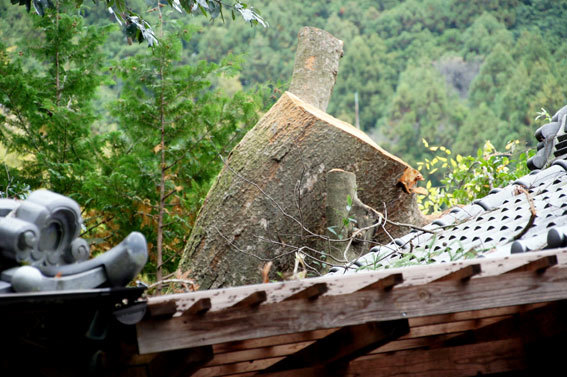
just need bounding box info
[2,0,565,162]
[182,0,567,164]
[1,0,566,281]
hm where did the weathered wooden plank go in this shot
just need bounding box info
[442,301,567,347]
[358,273,403,291]
[135,346,214,377]
[146,249,567,315]
[506,255,558,274]
[137,266,567,353]
[432,264,481,282]
[205,316,507,367]
[207,341,314,367]
[402,316,509,340]
[408,303,546,327]
[261,319,409,373]
[193,356,283,377]
[212,329,337,354]
[231,291,267,309]
[210,303,545,356]
[258,339,527,377]
[283,283,327,301]
[343,339,527,377]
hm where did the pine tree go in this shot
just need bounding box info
[0,1,113,200]
[109,17,261,281]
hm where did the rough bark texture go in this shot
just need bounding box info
[179,91,425,289]
[325,169,381,263]
[288,27,344,112]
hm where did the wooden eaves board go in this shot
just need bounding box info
[135,248,567,376]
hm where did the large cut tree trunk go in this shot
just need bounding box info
[179,28,425,289]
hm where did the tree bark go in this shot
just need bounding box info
[325,169,381,264]
[179,90,425,289]
[179,28,425,289]
[288,27,344,112]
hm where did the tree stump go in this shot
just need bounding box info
[179,27,425,289]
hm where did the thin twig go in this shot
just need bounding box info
[512,186,536,241]
[147,279,197,291]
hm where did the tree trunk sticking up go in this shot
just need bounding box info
[179,28,425,289]
[288,27,344,112]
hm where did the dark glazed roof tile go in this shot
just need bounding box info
[332,104,567,274]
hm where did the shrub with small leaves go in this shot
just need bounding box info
[417,139,534,215]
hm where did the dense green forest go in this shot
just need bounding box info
[1,0,566,280]
[174,0,567,163]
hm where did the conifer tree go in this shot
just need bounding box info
[109,14,261,280]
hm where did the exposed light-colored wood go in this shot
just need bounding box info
[137,265,567,354]
[432,264,481,282]
[408,302,547,327]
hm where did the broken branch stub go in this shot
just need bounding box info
[326,169,382,263]
[288,26,344,112]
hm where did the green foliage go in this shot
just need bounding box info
[151,0,566,165]
[106,23,261,277]
[0,2,264,281]
[0,5,114,203]
[8,0,267,46]
[417,139,533,215]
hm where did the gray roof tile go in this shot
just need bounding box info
[330,105,567,274]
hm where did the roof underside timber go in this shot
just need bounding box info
[134,248,567,377]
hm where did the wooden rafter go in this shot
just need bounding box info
[260,319,409,374]
[132,249,567,377]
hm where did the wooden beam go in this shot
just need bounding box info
[212,329,337,354]
[442,301,567,348]
[283,283,327,301]
[506,255,557,274]
[341,338,526,377]
[260,319,409,374]
[193,357,283,377]
[258,339,527,377]
[146,249,567,313]
[147,300,177,318]
[210,303,545,356]
[137,266,567,353]
[432,264,481,283]
[231,291,267,309]
[358,273,403,291]
[143,346,213,377]
[182,298,211,316]
[205,315,510,368]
